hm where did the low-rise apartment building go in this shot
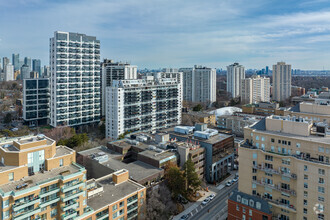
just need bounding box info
[182,111,216,126]
[242,102,284,116]
[239,115,330,220]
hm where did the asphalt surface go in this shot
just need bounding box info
[188,182,238,220]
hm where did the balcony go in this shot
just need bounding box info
[62,181,85,193]
[61,200,78,212]
[253,164,297,179]
[61,210,77,220]
[12,196,40,212]
[40,187,60,198]
[13,207,41,220]
[252,180,296,196]
[40,196,60,208]
[61,190,84,202]
[263,197,296,213]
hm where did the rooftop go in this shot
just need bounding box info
[229,191,271,214]
[138,149,176,161]
[0,163,83,194]
[184,111,214,118]
[87,175,144,211]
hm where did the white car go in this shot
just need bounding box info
[226,181,232,187]
[202,198,210,205]
[233,177,239,182]
[208,194,215,200]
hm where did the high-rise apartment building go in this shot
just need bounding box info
[227,63,245,98]
[241,75,270,104]
[272,62,291,102]
[101,59,137,116]
[32,59,41,77]
[239,114,330,220]
[0,134,146,220]
[4,63,14,81]
[179,65,216,104]
[105,76,182,139]
[12,53,20,71]
[49,31,101,127]
[3,57,10,71]
[23,78,50,126]
[24,57,32,71]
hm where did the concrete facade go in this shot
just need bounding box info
[272,62,291,102]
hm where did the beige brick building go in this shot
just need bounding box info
[0,135,146,220]
[239,115,329,220]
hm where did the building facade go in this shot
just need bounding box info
[241,75,270,104]
[227,63,245,98]
[105,76,182,139]
[50,31,101,127]
[101,59,137,116]
[4,63,14,81]
[32,59,42,77]
[23,78,50,126]
[242,102,284,116]
[272,62,291,102]
[179,65,216,104]
[239,115,330,220]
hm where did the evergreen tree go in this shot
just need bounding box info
[183,159,201,195]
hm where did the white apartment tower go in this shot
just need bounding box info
[273,61,291,102]
[4,63,14,81]
[179,65,216,104]
[101,59,137,116]
[241,75,270,104]
[227,63,245,98]
[50,31,101,127]
[106,76,182,139]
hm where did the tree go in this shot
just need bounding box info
[4,113,12,124]
[183,159,201,195]
[164,164,186,198]
[193,104,203,112]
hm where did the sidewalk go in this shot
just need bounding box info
[215,172,237,190]
[172,190,215,220]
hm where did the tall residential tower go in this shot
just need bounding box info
[272,62,291,102]
[50,31,101,127]
[227,63,245,98]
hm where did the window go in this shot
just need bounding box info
[4,211,9,219]
[39,150,45,160]
[304,165,308,171]
[252,183,256,189]
[236,205,240,211]
[296,143,300,148]
[318,169,325,175]
[120,201,124,207]
[249,200,254,207]
[113,204,118,211]
[237,195,241,202]
[59,159,63,167]
[318,186,325,194]
[8,172,14,181]
[265,155,273,161]
[304,191,308,198]
[261,137,265,141]
[318,196,324,202]
[271,138,275,143]
[303,208,307,214]
[243,207,246,213]
[249,209,252,216]
[256,136,259,140]
[83,199,86,206]
[319,178,325,184]
[253,153,257,159]
[271,146,275,152]
[304,183,308,189]
[318,147,324,153]
[304,175,308,180]
[51,209,57,217]
[304,200,307,206]
[3,200,9,208]
[28,152,33,164]
[256,202,261,209]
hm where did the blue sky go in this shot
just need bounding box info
[1,0,330,69]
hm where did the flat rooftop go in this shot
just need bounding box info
[163,128,233,145]
[138,149,176,161]
[250,119,330,145]
[184,111,214,117]
[87,176,144,211]
[0,135,55,152]
[0,163,82,194]
[54,146,75,157]
[79,147,163,183]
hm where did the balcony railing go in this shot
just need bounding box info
[62,181,84,193]
[253,164,297,179]
[252,180,296,196]
[12,196,40,212]
[263,197,296,213]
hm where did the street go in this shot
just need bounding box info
[189,182,237,220]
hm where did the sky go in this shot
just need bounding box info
[1,0,330,69]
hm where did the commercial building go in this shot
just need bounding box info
[239,115,330,220]
[105,76,182,139]
[23,78,50,126]
[179,65,216,104]
[291,86,305,97]
[21,64,30,80]
[242,102,285,116]
[228,191,272,220]
[241,75,270,104]
[12,54,20,71]
[217,113,262,137]
[164,124,234,183]
[50,31,101,127]
[182,111,216,126]
[272,62,291,102]
[4,63,14,81]
[227,63,245,98]
[32,59,41,77]
[101,59,137,116]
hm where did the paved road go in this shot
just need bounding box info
[189,182,238,220]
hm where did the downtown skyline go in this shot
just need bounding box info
[1,0,330,69]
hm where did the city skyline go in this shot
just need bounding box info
[1,0,330,69]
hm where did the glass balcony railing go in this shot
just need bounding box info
[62,181,84,193]
[12,196,40,212]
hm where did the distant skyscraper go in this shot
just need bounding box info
[32,59,41,77]
[227,63,245,98]
[272,62,291,102]
[265,66,269,75]
[179,65,216,104]
[12,53,20,71]
[21,64,30,80]
[42,65,50,77]
[24,57,32,71]
[3,57,10,70]
[50,31,101,127]
[101,59,137,116]
[4,63,14,81]
[241,75,270,104]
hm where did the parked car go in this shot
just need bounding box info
[233,176,239,182]
[202,198,210,205]
[208,193,216,200]
[226,181,232,187]
[180,214,189,220]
